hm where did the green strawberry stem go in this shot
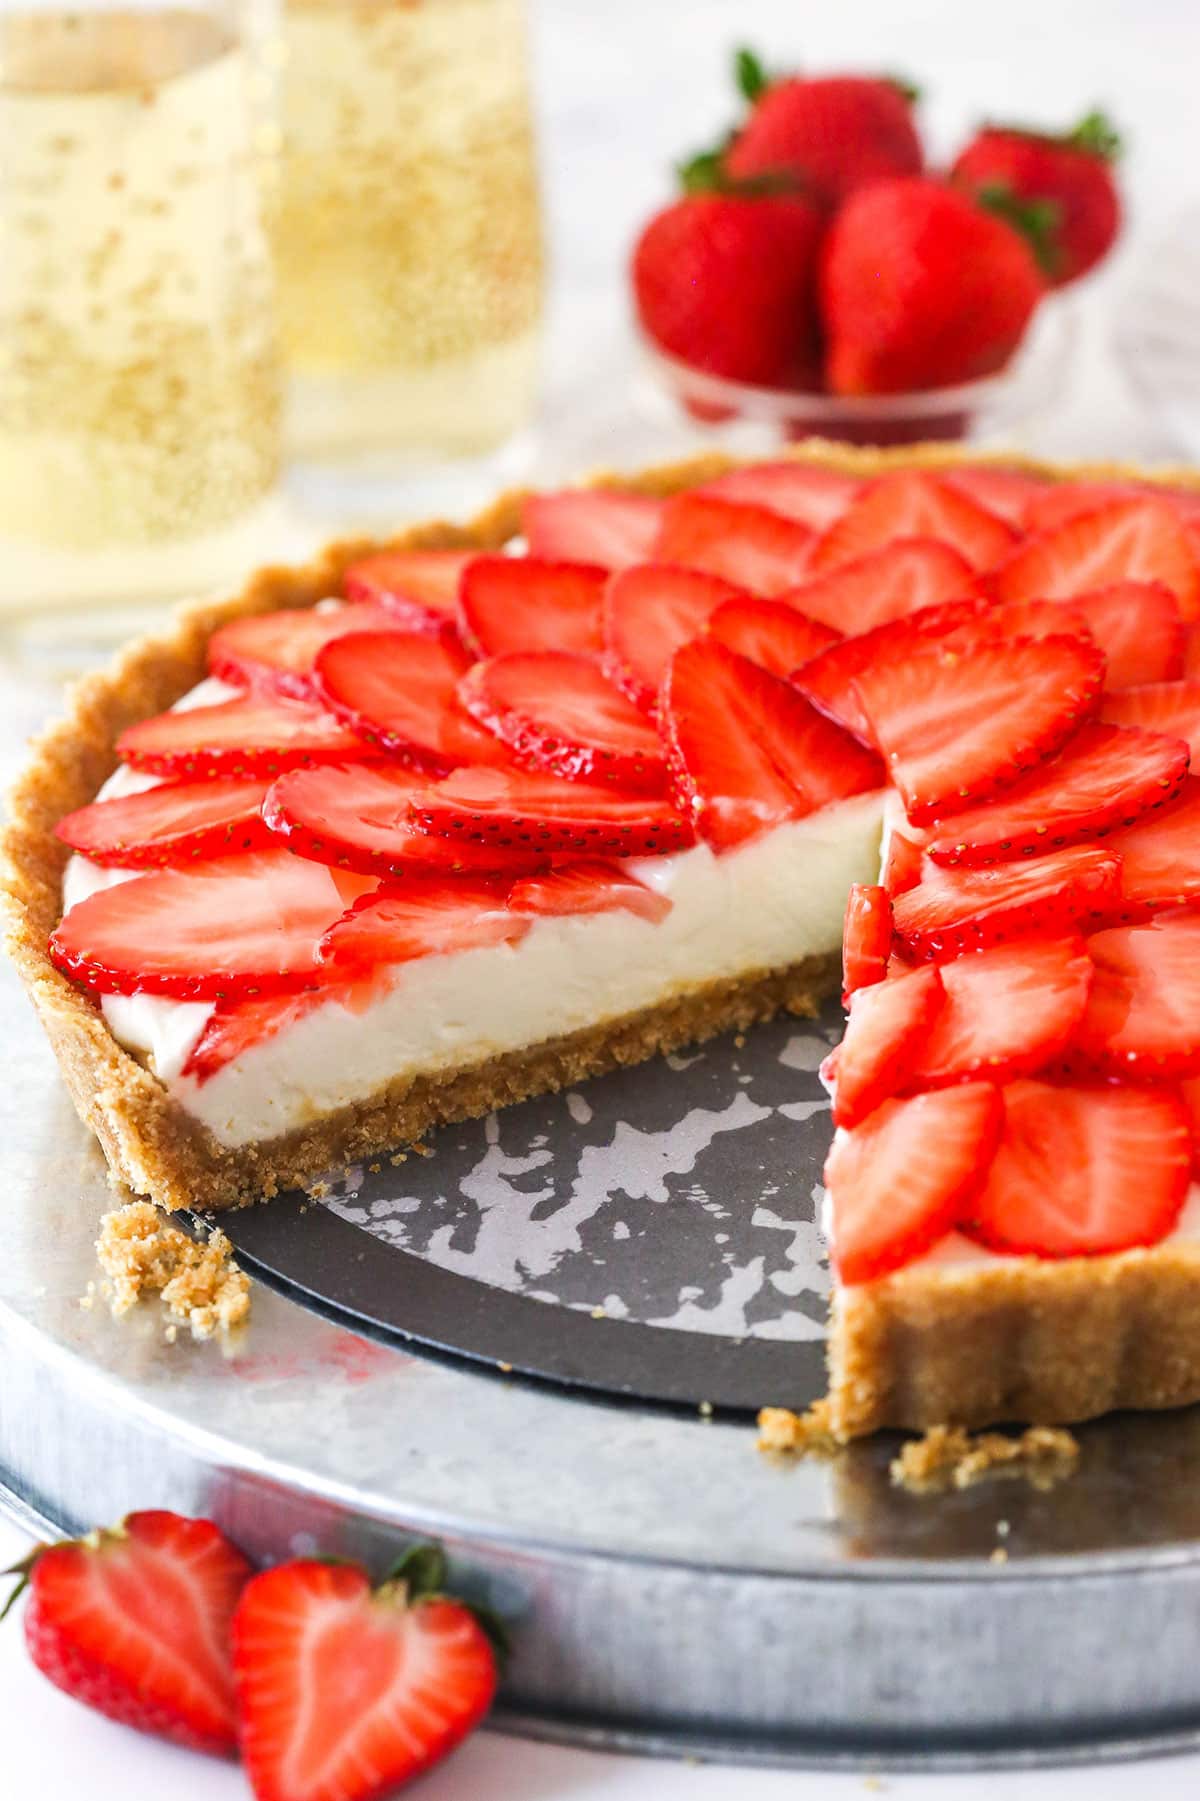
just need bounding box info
[676,145,801,198]
[381,1539,512,1668]
[976,181,1063,277]
[1068,109,1122,159]
[734,45,769,103]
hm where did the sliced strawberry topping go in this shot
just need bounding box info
[790,596,989,742]
[116,693,364,780]
[783,538,980,635]
[1070,913,1200,1078]
[1062,581,1184,690]
[1103,775,1200,918]
[184,974,382,1082]
[1100,678,1200,756]
[941,464,1047,528]
[57,777,271,868]
[990,498,1200,620]
[905,937,1093,1089]
[208,603,399,698]
[1182,1077,1200,1174]
[661,639,882,851]
[925,724,1188,866]
[1022,480,1200,537]
[408,765,694,856]
[842,882,892,997]
[825,1082,1003,1283]
[459,651,666,790]
[939,596,1092,651]
[852,634,1104,823]
[506,859,671,924]
[602,563,744,710]
[50,850,365,999]
[881,798,926,896]
[826,963,944,1128]
[698,460,860,531]
[810,471,1016,573]
[961,1079,1190,1258]
[892,845,1122,961]
[653,493,814,595]
[263,764,548,877]
[341,548,475,632]
[706,595,839,677]
[523,489,664,568]
[1184,625,1200,679]
[314,630,504,771]
[457,556,606,657]
[320,873,529,970]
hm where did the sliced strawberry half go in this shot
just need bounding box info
[408,766,694,856]
[989,498,1200,620]
[698,461,860,531]
[320,872,529,971]
[57,777,271,868]
[706,595,839,677]
[961,1079,1190,1258]
[263,764,549,877]
[208,602,400,698]
[938,596,1092,651]
[653,493,814,596]
[1063,581,1184,690]
[341,548,475,632]
[825,1082,1003,1284]
[457,556,606,657]
[881,794,926,897]
[924,724,1189,866]
[1070,913,1200,1078]
[50,849,366,999]
[904,936,1093,1090]
[782,538,980,636]
[1022,480,1200,536]
[852,634,1104,824]
[184,977,382,1082]
[842,882,893,998]
[790,597,990,743]
[941,464,1048,528]
[1104,775,1200,919]
[459,651,666,790]
[116,693,365,780]
[1100,677,1200,756]
[506,859,671,924]
[602,563,744,710]
[523,488,664,568]
[661,639,882,852]
[810,471,1016,574]
[314,630,504,771]
[892,845,1122,962]
[826,963,945,1128]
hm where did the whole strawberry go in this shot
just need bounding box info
[820,178,1046,395]
[951,112,1121,285]
[725,47,923,210]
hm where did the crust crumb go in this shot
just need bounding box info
[890,1424,1079,1495]
[756,1399,842,1458]
[95,1201,251,1339]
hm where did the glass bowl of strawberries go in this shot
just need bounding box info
[631,50,1119,449]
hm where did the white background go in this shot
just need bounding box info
[8,0,1200,1793]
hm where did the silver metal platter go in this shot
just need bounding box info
[6,962,1200,1771]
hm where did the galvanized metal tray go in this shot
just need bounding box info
[5,962,1200,1771]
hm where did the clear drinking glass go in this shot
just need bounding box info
[0,0,284,616]
[274,0,543,505]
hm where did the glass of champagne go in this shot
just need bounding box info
[0,0,285,620]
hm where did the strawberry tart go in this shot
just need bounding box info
[9,444,1200,1439]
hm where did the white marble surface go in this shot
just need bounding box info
[8,0,1200,1793]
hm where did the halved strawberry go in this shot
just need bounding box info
[506,859,671,924]
[790,597,990,742]
[14,1510,251,1754]
[314,630,504,771]
[826,963,945,1128]
[852,634,1104,823]
[209,603,401,698]
[661,639,882,851]
[459,651,666,790]
[602,563,744,710]
[457,556,606,657]
[941,464,1047,528]
[320,873,528,971]
[1062,581,1184,690]
[523,488,664,567]
[924,724,1188,866]
[341,548,475,632]
[263,765,549,877]
[1070,913,1200,1078]
[706,595,839,677]
[904,937,1093,1089]
[825,1082,1003,1283]
[1103,775,1200,918]
[653,493,814,595]
[698,460,860,531]
[116,693,364,780]
[842,882,893,997]
[408,766,694,856]
[891,845,1122,961]
[782,538,980,636]
[810,471,1016,574]
[57,777,271,868]
[232,1553,498,1801]
[1100,677,1200,755]
[50,849,366,998]
[989,498,1200,620]
[961,1079,1190,1257]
